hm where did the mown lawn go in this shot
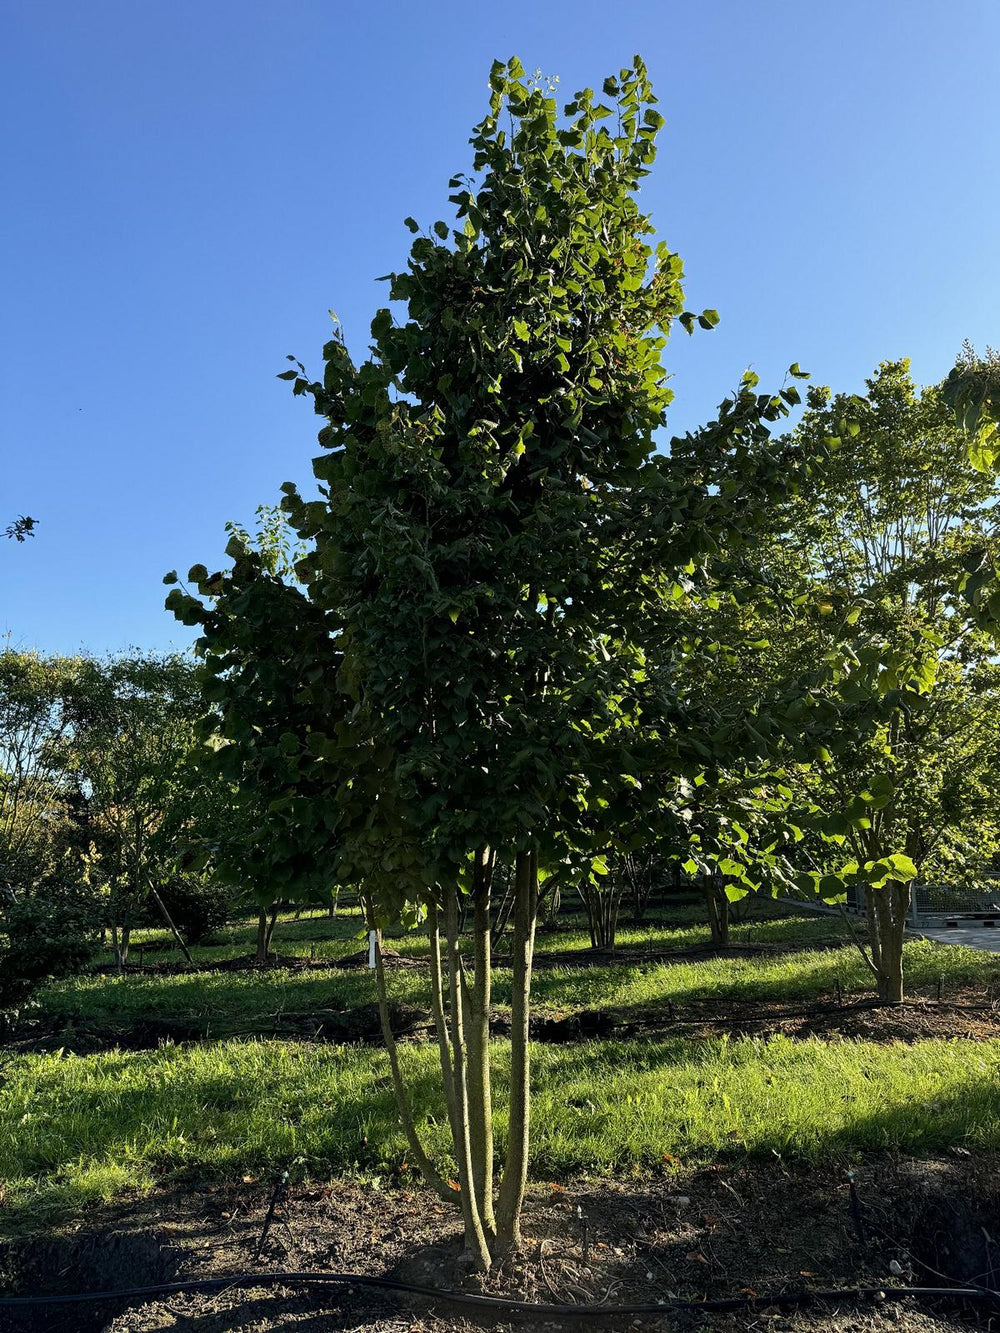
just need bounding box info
[85,895,852,969]
[36,932,1000,1035]
[8,902,1000,1238]
[3,1033,1000,1235]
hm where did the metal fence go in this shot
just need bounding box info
[913,879,1000,917]
[841,875,1000,923]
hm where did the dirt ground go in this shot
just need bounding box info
[3,1157,999,1333]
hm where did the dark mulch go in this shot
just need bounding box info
[659,996,1000,1045]
[11,993,1000,1058]
[2,1158,998,1332]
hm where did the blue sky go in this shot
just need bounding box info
[3,0,998,656]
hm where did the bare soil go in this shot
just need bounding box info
[2,1157,998,1333]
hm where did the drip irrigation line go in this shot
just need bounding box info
[0,1271,994,1317]
[253,1171,290,1263]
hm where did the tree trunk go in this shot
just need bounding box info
[703,874,730,948]
[579,877,622,950]
[624,852,654,924]
[868,881,908,1003]
[369,912,453,1204]
[443,884,491,1270]
[863,887,882,975]
[489,861,515,951]
[542,883,561,927]
[465,848,495,1239]
[496,849,538,1252]
[255,908,278,963]
[110,919,124,971]
[149,883,194,964]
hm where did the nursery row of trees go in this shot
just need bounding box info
[158,59,1000,1267]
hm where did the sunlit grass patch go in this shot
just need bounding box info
[3,1034,1000,1234]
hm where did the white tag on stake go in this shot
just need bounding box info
[368,929,377,969]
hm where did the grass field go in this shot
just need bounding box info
[4,1033,1000,1234]
[34,907,1000,1036]
[4,897,1000,1239]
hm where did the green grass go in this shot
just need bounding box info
[98,897,852,969]
[35,966,426,1031]
[11,902,1000,1239]
[3,1033,1000,1234]
[37,930,1000,1038]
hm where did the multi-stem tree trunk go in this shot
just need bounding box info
[255,905,279,963]
[371,846,539,1270]
[108,878,132,970]
[578,874,622,951]
[864,880,909,1003]
[110,920,131,970]
[623,851,655,925]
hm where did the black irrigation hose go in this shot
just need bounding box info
[0,1271,994,1317]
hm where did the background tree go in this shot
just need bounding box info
[0,651,98,1014]
[0,652,79,894]
[65,653,206,968]
[771,360,1000,1000]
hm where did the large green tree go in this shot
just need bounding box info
[171,57,831,1267]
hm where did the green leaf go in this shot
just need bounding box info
[887,852,917,880]
[404,217,420,233]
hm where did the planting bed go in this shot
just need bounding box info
[2,1158,998,1332]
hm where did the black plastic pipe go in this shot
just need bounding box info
[0,1270,994,1317]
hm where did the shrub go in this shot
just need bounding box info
[153,875,232,945]
[0,881,99,1014]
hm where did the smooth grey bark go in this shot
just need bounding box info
[496,848,538,1251]
[369,918,453,1204]
[465,848,495,1238]
[444,885,491,1269]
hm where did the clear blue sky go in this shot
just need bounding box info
[3,0,998,656]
